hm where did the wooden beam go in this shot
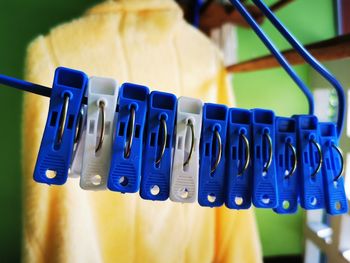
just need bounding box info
[199,0,294,34]
[226,34,350,73]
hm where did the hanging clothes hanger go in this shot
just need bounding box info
[0,0,347,214]
[228,0,345,138]
[227,0,314,115]
[252,0,345,137]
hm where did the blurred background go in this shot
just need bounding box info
[0,0,344,262]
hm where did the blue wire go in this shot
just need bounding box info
[0,74,51,97]
[253,0,345,137]
[0,74,89,105]
[228,0,314,116]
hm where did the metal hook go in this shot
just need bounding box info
[57,94,70,144]
[263,132,273,173]
[95,101,105,153]
[285,142,297,178]
[183,119,195,167]
[310,139,323,178]
[74,107,84,145]
[331,144,344,182]
[211,129,222,174]
[124,106,136,158]
[155,118,167,165]
[238,132,250,176]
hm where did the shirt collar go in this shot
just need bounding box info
[86,0,182,15]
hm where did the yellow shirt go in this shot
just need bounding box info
[22,1,262,262]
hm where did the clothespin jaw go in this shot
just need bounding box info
[170,97,203,203]
[33,67,88,185]
[140,91,177,201]
[108,83,149,193]
[251,109,278,208]
[294,115,324,210]
[319,122,348,215]
[273,117,298,214]
[225,108,253,209]
[80,77,119,190]
[198,103,228,207]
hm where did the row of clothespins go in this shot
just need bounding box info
[33,67,348,215]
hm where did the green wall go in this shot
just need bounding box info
[234,0,336,257]
[0,0,336,261]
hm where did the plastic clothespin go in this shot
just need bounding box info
[225,108,253,209]
[108,83,149,193]
[198,103,228,207]
[294,115,324,210]
[80,77,119,190]
[170,97,203,203]
[318,122,348,215]
[140,91,177,201]
[273,117,298,214]
[33,67,88,185]
[251,109,278,208]
[69,105,87,178]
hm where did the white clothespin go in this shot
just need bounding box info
[80,77,119,190]
[170,96,203,203]
[69,105,87,178]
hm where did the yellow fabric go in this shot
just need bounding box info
[22,0,262,262]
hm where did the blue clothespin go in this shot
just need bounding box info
[319,122,348,215]
[251,109,278,208]
[198,103,228,207]
[273,117,298,214]
[294,115,324,210]
[108,83,149,193]
[225,108,253,209]
[33,67,88,185]
[140,91,177,201]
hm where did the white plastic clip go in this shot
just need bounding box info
[69,105,87,178]
[80,77,119,190]
[170,96,203,203]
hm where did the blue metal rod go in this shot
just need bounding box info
[0,74,51,97]
[0,74,88,105]
[228,0,314,116]
[253,0,345,137]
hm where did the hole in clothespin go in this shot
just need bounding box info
[135,125,140,138]
[91,175,101,186]
[118,176,128,187]
[45,170,57,179]
[150,133,156,146]
[262,195,270,205]
[207,193,216,203]
[235,196,244,206]
[283,200,290,210]
[178,188,189,199]
[50,112,58,126]
[150,185,160,196]
[89,120,95,134]
[105,121,111,136]
[310,196,317,206]
[67,115,74,130]
[118,122,125,136]
[335,201,342,210]
[178,136,183,150]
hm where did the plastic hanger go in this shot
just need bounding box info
[228,0,314,115]
[229,0,346,138]
[252,0,345,137]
